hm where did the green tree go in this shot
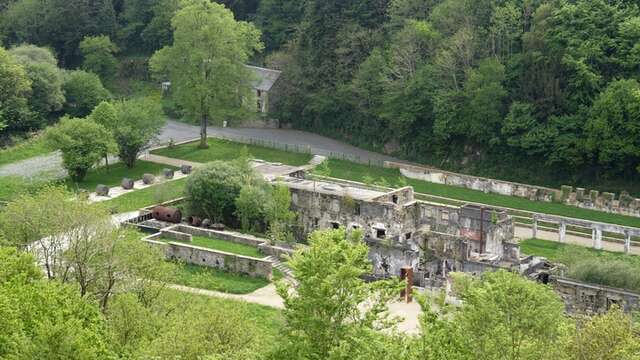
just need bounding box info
[92,98,165,168]
[185,160,260,223]
[567,306,640,360]
[462,58,507,145]
[272,228,401,359]
[150,0,263,149]
[264,183,295,243]
[0,246,112,359]
[255,0,304,51]
[586,79,640,176]
[0,46,32,133]
[454,270,569,360]
[45,117,115,181]
[2,0,117,66]
[62,70,111,117]
[9,44,65,121]
[79,35,118,80]
[235,183,269,232]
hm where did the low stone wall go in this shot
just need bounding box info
[169,225,265,247]
[385,161,640,219]
[258,242,297,260]
[385,161,558,202]
[144,236,272,280]
[160,228,192,242]
[552,276,640,314]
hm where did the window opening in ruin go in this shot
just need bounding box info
[313,218,319,228]
[392,195,398,204]
[376,229,386,239]
[331,221,340,229]
[405,232,412,240]
[354,204,361,215]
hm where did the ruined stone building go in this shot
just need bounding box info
[280,174,523,285]
[277,171,640,313]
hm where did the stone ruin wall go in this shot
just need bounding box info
[385,161,640,218]
[287,183,515,278]
[560,185,640,218]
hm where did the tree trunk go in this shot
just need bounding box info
[199,113,209,149]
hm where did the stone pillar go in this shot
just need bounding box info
[624,231,632,254]
[559,221,566,243]
[592,227,603,250]
[532,215,538,239]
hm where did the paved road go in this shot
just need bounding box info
[1,120,396,179]
[157,120,397,164]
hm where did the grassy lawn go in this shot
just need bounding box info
[151,138,312,166]
[162,235,264,258]
[320,159,640,228]
[168,261,270,294]
[100,177,187,213]
[66,160,177,192]
[519,238,629,262]
[171,289,283,340]
[0,135,52,167]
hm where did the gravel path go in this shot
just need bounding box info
[0,151,66,179]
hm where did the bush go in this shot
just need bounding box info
[557,248,640,292]
[45,117,115,181]
[185,161,260,224]
[62,70,111,117]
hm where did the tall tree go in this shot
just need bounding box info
[0,46,31,133]
[272,228,401,359]
[150,0,262,149]
[79,35,118,80]
[91,98,164,168]
[9,44,65,122]
[45,117,115,181]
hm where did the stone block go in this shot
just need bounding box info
[96,184,109,196]
[201,218,212,228]
[181,164,192,174]
[121,178,134,190]
[602,192,615,208]
[560,185,572,202]
[589,190,599,203]
[619,191,633,208]
[163,168,174,179]
[143,173,155,185]
[575,188,585,202]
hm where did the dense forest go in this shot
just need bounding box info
[2,0,640,191]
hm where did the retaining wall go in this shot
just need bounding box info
[385,161,558,202]
[385,161,640,219]
[169,225,265,247]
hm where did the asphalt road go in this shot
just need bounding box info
[0,119,397,179]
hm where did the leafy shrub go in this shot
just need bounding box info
[185,161,260,224]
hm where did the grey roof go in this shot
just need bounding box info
[246,65,282,91]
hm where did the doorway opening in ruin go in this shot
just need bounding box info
[376,229,386,239]
[392,195,398,204]
[331,221,340,229]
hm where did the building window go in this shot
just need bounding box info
[331,221,340,229]
[405,232,412,240]
[376,229,386,239]
[354,203,361,216]
[392,195,398,204]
